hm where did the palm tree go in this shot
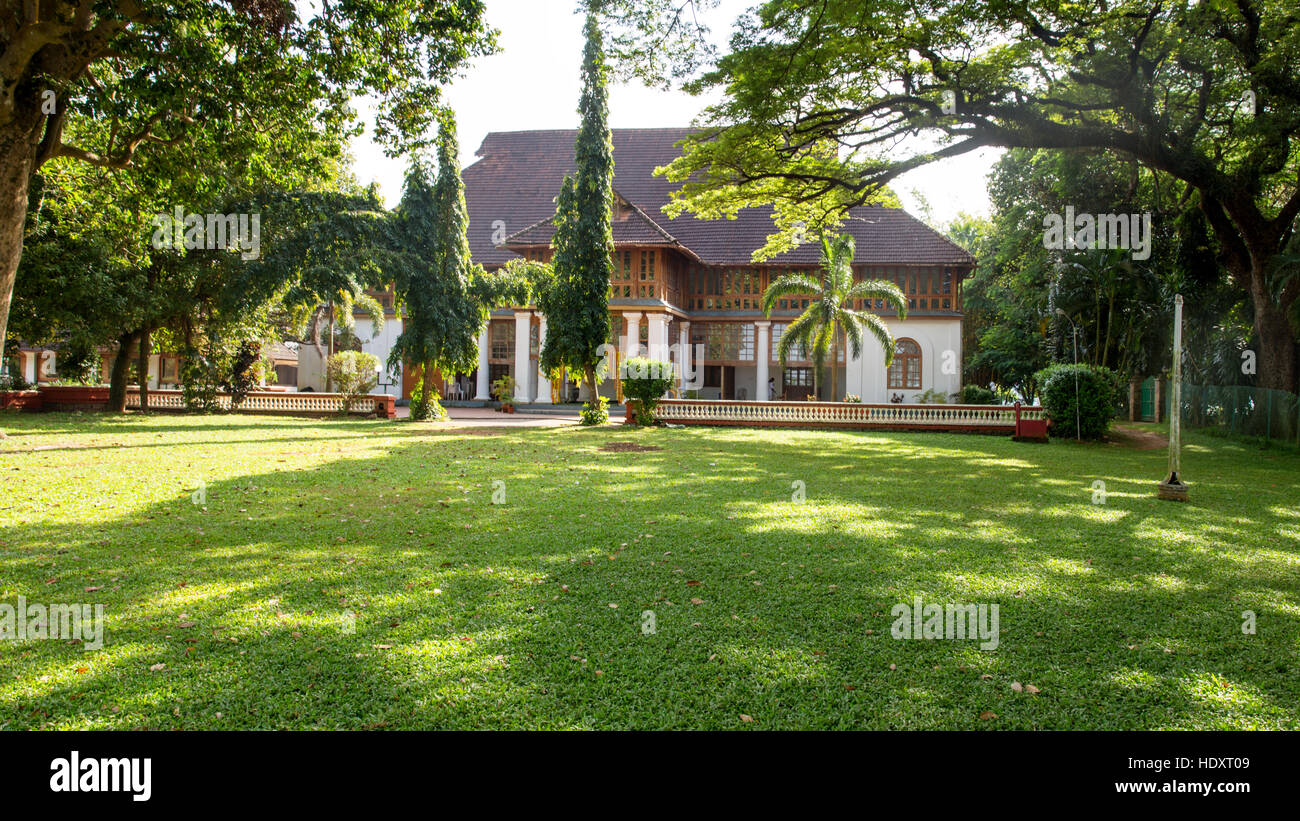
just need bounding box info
[762,232,907,400]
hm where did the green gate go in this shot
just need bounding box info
[1139,377,1156,421]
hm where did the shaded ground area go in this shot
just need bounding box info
[1108,424,1170,450]
[0,412,1296,730]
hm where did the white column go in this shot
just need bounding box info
[678,321,692,392]
[646,313,670,362]
[513,310,532,403]
[474,325,490,400]
[622,312,643,359]
[755,320,771,401]
[535,315,551,404]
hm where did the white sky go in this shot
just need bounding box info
[345,0,999,227]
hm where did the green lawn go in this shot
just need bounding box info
[0,412,1297,730]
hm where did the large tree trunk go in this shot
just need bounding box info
[0,125,38,363]
[1252,291,1298,394]
[138,328,152,413]
[325,300,335,392]
[108,331,141,412]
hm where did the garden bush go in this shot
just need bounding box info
[959,385,998,405]
[1033,363,1123,439]
[620,357,676,425]
[580,394,609,426]
[327,351,380,412]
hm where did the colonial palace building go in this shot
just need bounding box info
[363,128,975,405]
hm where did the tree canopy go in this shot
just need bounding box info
[0,0,499,368]
[656,0,1300,391]
[540,11,615,403]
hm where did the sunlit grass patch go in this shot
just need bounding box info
[0,411,1297,729]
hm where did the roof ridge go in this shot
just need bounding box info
[616,189,679,245]
[844,207,975,264]
[501,214,554,246]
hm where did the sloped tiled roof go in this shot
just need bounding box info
[503,188,701,259]
[463,128,974,269]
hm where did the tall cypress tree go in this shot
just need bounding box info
[391,111,481,420]
[540,11,614,409]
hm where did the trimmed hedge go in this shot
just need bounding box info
[1033,363,1123,439]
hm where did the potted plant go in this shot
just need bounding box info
[492,374,517,413]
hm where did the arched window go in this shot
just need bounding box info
[888,338,922,389]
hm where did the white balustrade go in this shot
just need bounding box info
[654,400,1039,431]
[124,389,391,416]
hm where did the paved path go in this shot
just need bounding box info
[396,405,583,427]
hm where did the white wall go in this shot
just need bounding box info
[298,345,326,392]
[299,316,403,395]
[847,318,963,403]
[360,317,403,396]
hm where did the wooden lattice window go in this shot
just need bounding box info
[888,338,922,389]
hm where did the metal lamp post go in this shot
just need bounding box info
[1055,308,1082,441]
[1158,294,1189,501]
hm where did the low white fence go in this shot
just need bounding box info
[124,389,396,417]
[653,399,1043,432]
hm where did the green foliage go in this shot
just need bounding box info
[959,385,997,405]
[915,389,952,405]
[540,14,614,398]
[1034,364,1123,440]
[580,394,610,426]
[842,394,861,403]
[55,337,102,385]
[220,341,263,409]
[180,341,224,414]
[478,259,547,310]
[326,351,380,413]
[491,374,517,406]
[388,113,483,407]
[620,357,676,424]
[1,0,497,362]
[763,231,905,400]
[655,0,1300,391]
[596,0,720,89]
[0,370,31,392]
